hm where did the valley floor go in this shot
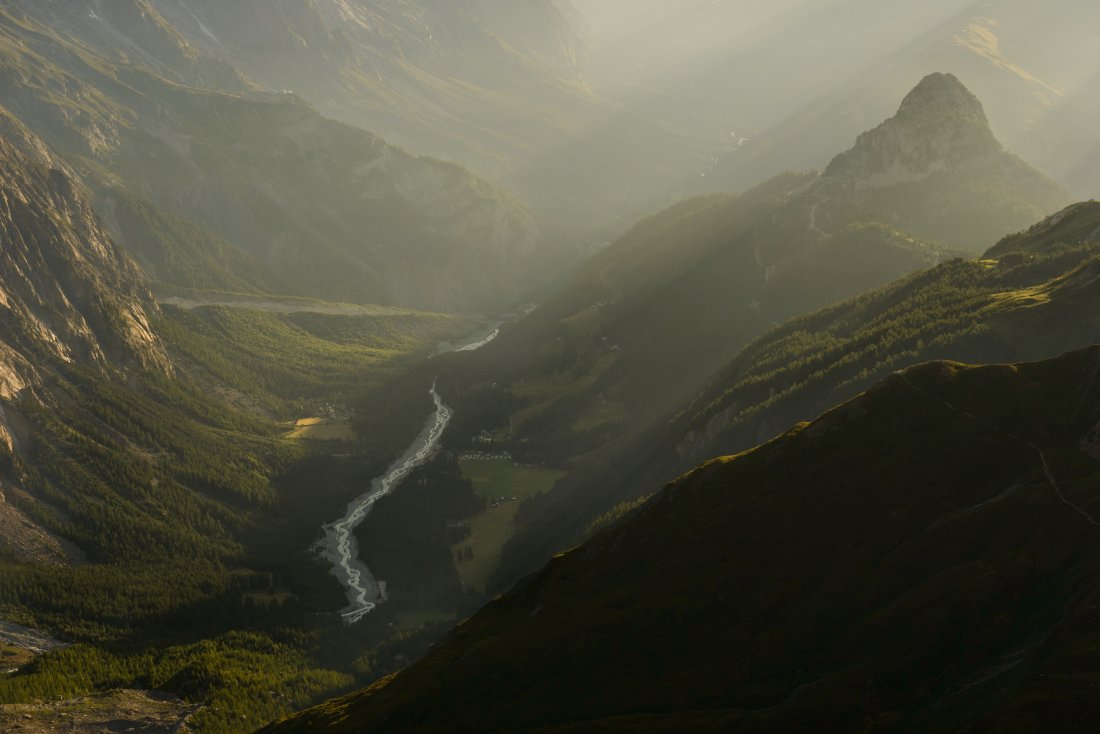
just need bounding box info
[452,458,565,594]
[159,295,425,318]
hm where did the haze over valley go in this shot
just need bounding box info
[0,2,1099,733]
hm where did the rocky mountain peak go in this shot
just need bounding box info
[894,72,990,127]
[823,72,1001,186]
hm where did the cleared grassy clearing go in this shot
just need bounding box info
[452,459,564,593]
[286,418,358,442]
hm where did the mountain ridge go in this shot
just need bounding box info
[799,72,1069,249]
[482,199,1100,601]
[0,2,550,312]
[445,73,1068,507]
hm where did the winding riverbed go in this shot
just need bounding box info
[319,318,514,623]
[451,327,500,353]
[319,384,452,623]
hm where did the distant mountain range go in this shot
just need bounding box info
[147,0,590,164]
[66,0,721,240]
[685,0,1100,200]
[0,0,555,312]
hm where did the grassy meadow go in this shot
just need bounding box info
[452,459,565,593]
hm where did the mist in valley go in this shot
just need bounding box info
[0,2,1099,733]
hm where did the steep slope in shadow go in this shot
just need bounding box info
[261,345,1100,733]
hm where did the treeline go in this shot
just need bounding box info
[689,243,1100,460]
[0,561,239,640]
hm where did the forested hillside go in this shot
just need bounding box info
[488,201,1100,594]
[0,119,483,731]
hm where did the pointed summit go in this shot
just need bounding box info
[894,72,991,127]
[805,73,1069,248]
[824,72,1001,183]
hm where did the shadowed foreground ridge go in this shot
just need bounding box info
[262,345,1100,734]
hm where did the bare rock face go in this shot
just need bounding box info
[0,130,170,379]
[824,72,1000,188]
[802,72,1070,249]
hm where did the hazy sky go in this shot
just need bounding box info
[565,0,1100,197]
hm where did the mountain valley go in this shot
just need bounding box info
[0,1,550,312]
[0,4,1097,733]
[429,73,1072,591]
[266,345,1100,733]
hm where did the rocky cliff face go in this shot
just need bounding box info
[823,73,1000,187]
[14,0,249,92]
[799,72,1070,249]
[0,127,168,385]
[0,119,170,462]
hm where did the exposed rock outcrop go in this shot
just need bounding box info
[0,129,170,378]
[803,72,1070,249]
[824,72,1000,187]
